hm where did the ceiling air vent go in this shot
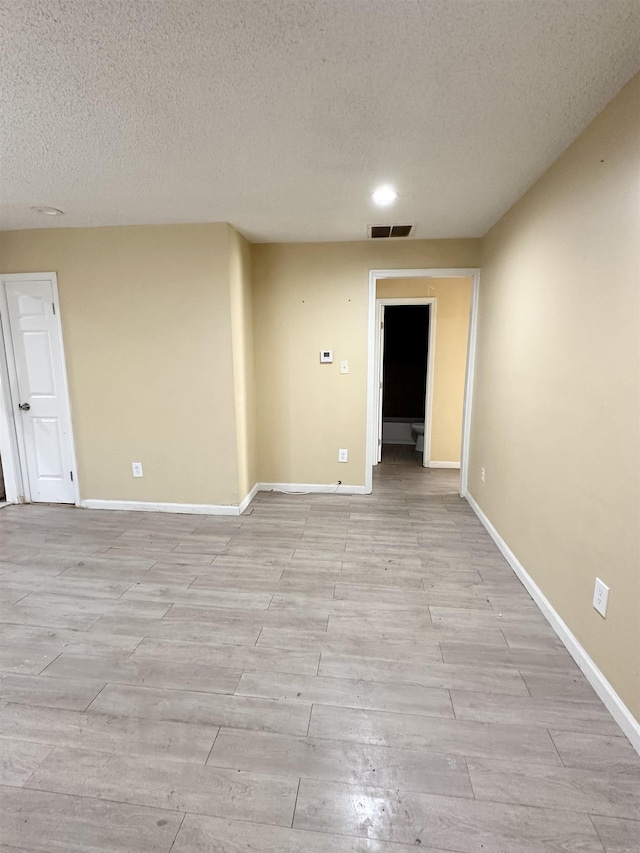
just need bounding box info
[368,224,414,239]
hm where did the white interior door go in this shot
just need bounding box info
[2,277,76,503]
[377,307,386,463]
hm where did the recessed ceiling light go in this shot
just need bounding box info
[31,206,64,216]
[371,185,398,207]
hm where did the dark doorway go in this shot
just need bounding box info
[382,305,429,420]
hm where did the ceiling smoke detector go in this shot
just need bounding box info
[368,224,414,239]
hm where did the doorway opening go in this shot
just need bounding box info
[377,300,435,469]
[382,304,431,461]
[0,272,78,505]
[366,268,480,496]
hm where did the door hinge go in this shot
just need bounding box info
[70,471,73,481]
[378,439,382,446]
[52,303,56,315]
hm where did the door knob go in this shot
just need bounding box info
[18,402,30,411]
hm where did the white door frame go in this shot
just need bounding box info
[0,272,80,505]
[366,268,480,497]
[375,298,436,468]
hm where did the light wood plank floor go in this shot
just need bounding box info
[1,446,639,852]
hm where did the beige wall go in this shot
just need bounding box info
[253,240,480,485]
[377,277,472,463]
[0,224,242,505]
[469,75,640,720]
[229,227,258,498]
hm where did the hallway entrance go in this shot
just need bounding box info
[367,269,478,495]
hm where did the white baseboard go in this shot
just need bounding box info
[78,499,243,516]
[428,461,460,469]
[258,482,366,495]
[238,483,260,514]
[466,490,640,755]
[77,482,362,516]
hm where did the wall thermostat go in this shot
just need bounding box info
[320,350,334,363]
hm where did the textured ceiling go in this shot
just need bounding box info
[1,1,639,242]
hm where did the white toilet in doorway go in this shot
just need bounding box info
[411,422,424,452]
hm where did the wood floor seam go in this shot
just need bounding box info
[167,812,188,853]
[81,681,110,713]
[291,777,301,828]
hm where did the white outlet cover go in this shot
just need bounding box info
[338,449,348,462]
[593,577,609,618]
[132,462,144,478]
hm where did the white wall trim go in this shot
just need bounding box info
[259,482,366,495]
[466,490,640,755]
[239,482,260,514]
[0,315,22,504]
[78,499,244,516]
[365,271,378,492]
[77,482,366,515]
[369,268,480,279]
[460,271,481,499]
[366,268,480,496]
[429,461,461,469]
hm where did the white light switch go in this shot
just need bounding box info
[340,360,349,374]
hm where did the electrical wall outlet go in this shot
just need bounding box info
[593,577,609,617]
[132,462,144,478]
[338,449,348,463]
[480,467,485,484]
